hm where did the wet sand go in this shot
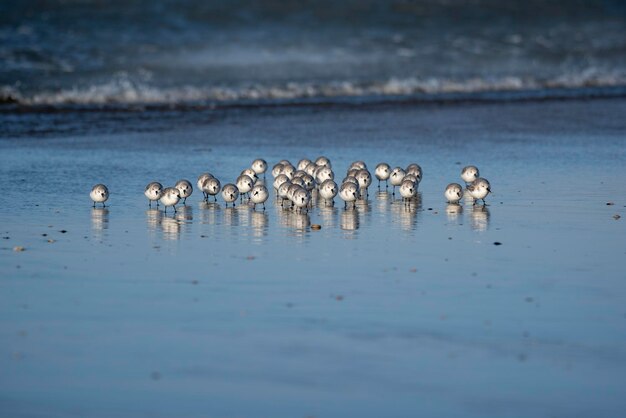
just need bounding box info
[1,98,625,417]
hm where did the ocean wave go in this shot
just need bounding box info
[3,71,626,108]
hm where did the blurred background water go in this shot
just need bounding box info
[1,0,625,107]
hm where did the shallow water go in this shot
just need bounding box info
[1,99,626,417]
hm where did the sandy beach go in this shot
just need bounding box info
[0,97,625,417]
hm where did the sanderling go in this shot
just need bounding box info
[272,163,284,178]
[240,168,258,184]
[355,169,372,197]
[467,178,491,205]
[444,183,464,203]
[315,156,331,168]
[273,174,290,194]
[301,173,316,191]
[389,167,406,195]
[250,184,269,210]
[291,177,306,188]
[339,182,359,209]
[315,165,334,184]
[197,173,213,200]
[461,165,480,184]
[90,184,109,207]
[286,184,303,205]
[304,163,318,176]
[349,161,367,171]
[297,159,312,171]
[144,182,163,207]
[406,164,423,182]
[202,177,221,201]
[375,163,390,188]
[399,179,417,202]
[221,183,239,207]
[319,179,338,206]
[346,168,360,178]
[402,174,419,185]
[175,179,193,204]
[292,170,306,179]
[281,164,296,180]
[236,174,254,200]
[159,187,181,213]
[278,181,292,207]
[292,187,311,213]
[251,159,267,177]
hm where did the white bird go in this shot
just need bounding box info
[319,179,338,206]
[315,165,334,184]
[292,187,311,213]
[280,164,296,180]
[315,156,331,168]
[339,182,359,209]
[144,182,163,207]
[250,184,269,210]
[461,165,480,184]
[159,187,180,213]
[251,159,267,177]
[349,161,367,171]
[399,179,417,202]
[197,173,213,200]
[272,163,284,178]
[202,177,221,202]
[301,174,316,191]
[355,169,372,197]
[277,181,292,207]
[273,174,290,194]
[221,184,239,207]
[375,163,390,188]
[467,178,491,205]
[297,159,312,171]
[405,163,422,182]
[175,179,193,204]
[389,167,406,195]
[236,174,254,200]
[240,168,258,184]
[444,183,463,203]
[90,184,109,207]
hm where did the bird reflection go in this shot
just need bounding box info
[340,208,359,236]
[355,198,371,215]
[390,193,421,231]
[235,203,251,227]
[470,204,490,231]
[160,215,181,240]
[288,211,310,231]
[198,201,220,225]
[318,204,337,228]
[250,210,269,240]
[223,207,239,227]
[175,205,193,222]
[91,207,109,238]
[145,208,162,237]
[446,203,463,222]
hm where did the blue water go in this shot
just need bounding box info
[1,0,625,107]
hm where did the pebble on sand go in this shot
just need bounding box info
[311,224,322,230]
[613,214,621,220]
[13,246,25,252]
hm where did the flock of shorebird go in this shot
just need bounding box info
[89,158,491,212]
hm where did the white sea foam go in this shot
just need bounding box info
[3,70,626,107]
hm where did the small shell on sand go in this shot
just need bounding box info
[13,246,25,252]
[311,224,322,230]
